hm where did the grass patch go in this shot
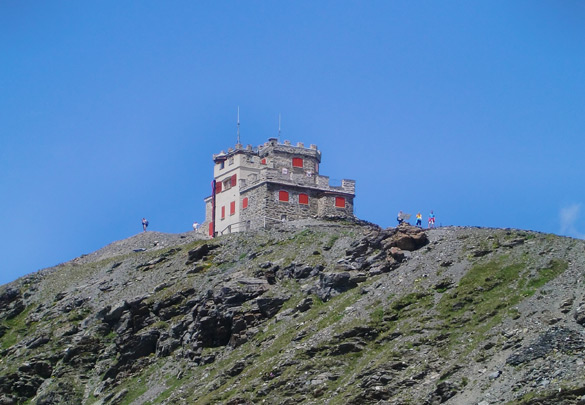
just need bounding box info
[151,373,186,404]
[525,259,568,291]
[436,256,568,355]
[436,257,525,351]
[0,305,34,350]
[115,369,152,405]
[324,235,340,250]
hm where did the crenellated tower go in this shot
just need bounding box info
[203,138,355,236]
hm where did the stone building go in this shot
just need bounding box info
[202,138,355,237]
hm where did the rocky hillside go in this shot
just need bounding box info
[1,220,585,404]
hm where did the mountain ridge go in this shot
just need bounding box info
[1,220,584,404]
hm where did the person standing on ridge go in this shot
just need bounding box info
[192,221,199,231]
[415,212,422,227]
[142,218,149,232]
[397,211,404,225]
[428,211,435,228]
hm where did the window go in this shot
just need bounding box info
[230,201,236,216]
[219,161,225,169]
[230,174,237,187]
[278,190,289,202]
[215,182,222,193]
[335,197,346,208]
[223,179,230,190]
[261,158,267,165]
[229,157,234,165]
[221,206,225,219]
[242,197,249,209]
[299,193,309,205]
[292,157,303,168]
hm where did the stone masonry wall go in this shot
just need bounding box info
[239,182,354,230]
[317,194,354,218]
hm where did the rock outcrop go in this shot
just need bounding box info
[0,222,584,404]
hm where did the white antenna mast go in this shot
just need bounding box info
[278,113,281,141]
[237,106,240,145]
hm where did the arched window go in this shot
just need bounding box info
[278,190,289,202]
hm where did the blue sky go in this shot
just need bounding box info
[1,1,584,285]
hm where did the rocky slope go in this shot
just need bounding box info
[1,220,585,404]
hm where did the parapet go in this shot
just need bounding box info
[341,179,356,194]
[258,139,321,162]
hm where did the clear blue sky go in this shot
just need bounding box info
[1,1,584,285]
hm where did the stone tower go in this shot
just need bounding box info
[203,138,355,237]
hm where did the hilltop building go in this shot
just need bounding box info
[203,138,355,237]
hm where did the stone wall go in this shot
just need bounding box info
[317,193,354,218]
[239,182,354,230]
[258,140,321,175]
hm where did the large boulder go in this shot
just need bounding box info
[382,225,429,251]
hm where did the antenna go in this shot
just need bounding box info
[278,113,281,141]
[237,106,241,145]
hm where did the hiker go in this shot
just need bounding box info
[192,221,199,231]
[428,211,435,228]
[397,211,404,225]
[415,212,422,227]
[142,218,149,232]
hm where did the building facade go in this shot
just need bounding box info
[203,138,355,237]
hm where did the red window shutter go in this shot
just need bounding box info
[261,158,267,165]
[335,197,346,208]
[231,174,237,187]
[221,206,225,219]
[279,190,289,202]
[299,193,309,205]
[230,201,236,215]
[292,157,303,168]
[216,182,222,193]
[242,197,248,209]
[209,222,214,237]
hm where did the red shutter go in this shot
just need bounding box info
[261,158,267,165]
[292,157,303,168]
[221,206,225,219]
[299,193,309,205]
[209,222,214,237]
[242,197,248,209]
[230,201,236,215]
[335,197,346,208]
[231,174,237,187]
[216,182,222,193]
[279,190,289,202]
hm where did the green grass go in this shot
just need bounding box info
[0,305,33,350]
[150,373,186,404]
[524,259,568,291]
[116,362,166,405]
[436,255,568,355]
